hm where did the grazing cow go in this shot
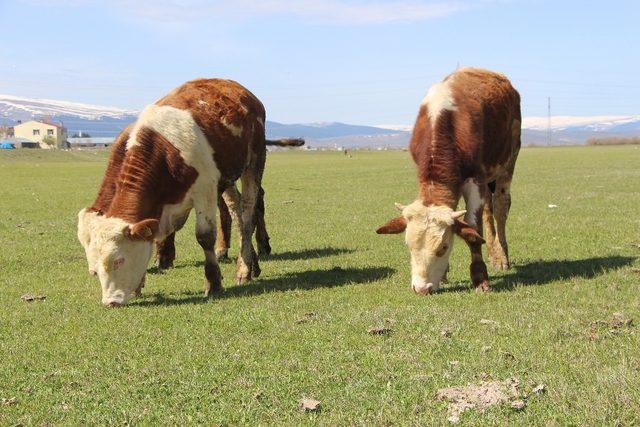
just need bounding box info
[376,68,521,294]
[78,78,271,306]
[80,131,303,280]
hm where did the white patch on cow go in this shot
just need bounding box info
[462,178,483,227]
[401,201,456,292]
[78,208,100,273]
[198,100,209,107]
[420,79,457,125]
[221,117,243,137]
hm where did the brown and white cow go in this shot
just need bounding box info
[377,67,521,294]
[78,78,270,306]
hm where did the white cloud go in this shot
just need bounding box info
[77,0,480,25]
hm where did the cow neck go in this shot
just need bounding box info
[418,180,459,208]
[415,109,462,209]
[107,127,195,224]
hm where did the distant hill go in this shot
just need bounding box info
[1,93,638,147]
[266,121,399,139]
[0,94,137,137]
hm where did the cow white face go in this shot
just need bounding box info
[377,201,483,294]
[78,209,100,275]
[78,212,158,306]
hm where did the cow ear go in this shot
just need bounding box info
[453,219,485,244]
[126,219,159,241]
[376,216,407,234]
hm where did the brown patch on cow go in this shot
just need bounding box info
[376,216,407,234]
[106,127,199,222]
[436,244,449,257]
[87,124,133,214]
[126,218,160,241]
[453,219,485,244]
[156,78,266,183]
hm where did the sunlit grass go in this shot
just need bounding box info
[1,146,639,424]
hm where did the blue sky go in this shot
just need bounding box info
[1,0,638,125]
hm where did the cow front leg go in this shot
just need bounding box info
[194,193,223,297]
[470,246,491,292]
[255,186,271,256]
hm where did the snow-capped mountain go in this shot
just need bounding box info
[381,115,640,134]
[1,93,637,145]
[267,121,400,139]
[522,115,640,132]
[0,94,139,137]
[0,94,138,121]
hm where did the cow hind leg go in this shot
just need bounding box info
[155,232,176,270]
[154,211,189,270]
[489,176,512,270]
[194,189,223,297]
[236,169,261,284]
[255,186,271,256]
[215,191,232,261]
[483,185,500,266]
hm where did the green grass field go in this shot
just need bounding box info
[1,146,639,425]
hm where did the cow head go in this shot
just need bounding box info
[376,200,484,294]
[78,209,158,306]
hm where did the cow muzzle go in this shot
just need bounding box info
[411,276,437,295]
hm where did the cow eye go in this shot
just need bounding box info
[436,244,448,257]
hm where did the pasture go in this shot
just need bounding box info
[1,146,639,425]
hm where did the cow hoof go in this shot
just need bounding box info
[155,258,174,270]
[215,249,229,262]
[490,261,509,271]
[490,255,509,271]
[204,286,223,298]
[475,281,492,293]
[258,243,272,257]
[252,263,261,279]
[236,275,251,285]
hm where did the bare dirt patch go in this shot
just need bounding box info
[436,378,520,423]
[20,294,46,302]
[299,397,321,412]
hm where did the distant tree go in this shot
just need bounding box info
[0,125,13,138]
[42,135,56,146]
[586,137,640,146]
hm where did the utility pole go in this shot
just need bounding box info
[547,97,551,146]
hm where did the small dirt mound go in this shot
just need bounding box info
[437,378,520,423]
